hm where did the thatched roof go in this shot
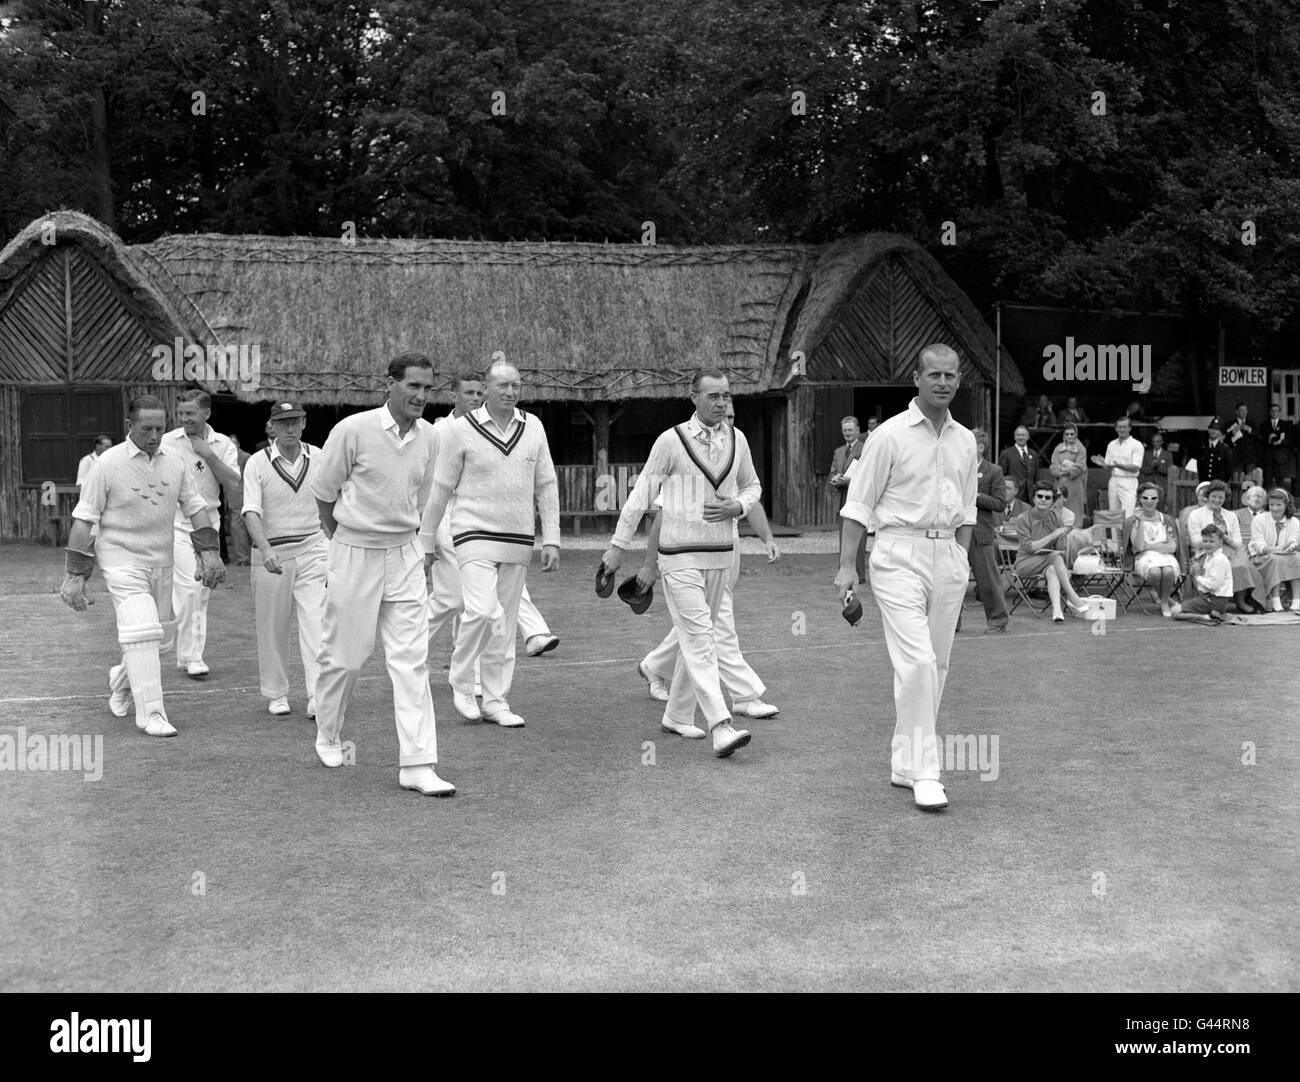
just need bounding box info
[135,233,812,404]
[0,211,218,364]
[784,233,1023,394]
[0,211,1018,402]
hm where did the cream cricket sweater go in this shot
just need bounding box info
[419,406,560,565]
[241,442,324,563]
[612,417,761,572]
[311,406,437,549]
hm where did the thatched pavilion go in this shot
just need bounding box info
[0,211,1021,540]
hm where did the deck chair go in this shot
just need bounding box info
[996,541,1051,617]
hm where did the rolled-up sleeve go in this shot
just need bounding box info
[841,434,889,529]
[72,459,107,524]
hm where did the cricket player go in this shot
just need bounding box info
[601,369,760,757]
[427,373,560,681]
[312,353,455,797]
[834,345,977,811]
[242,401,326,718]
[76,435,114,489]
[420,360,560,728]
[61,395,225,737]
[636,404,780,719]
[163,389,240,678]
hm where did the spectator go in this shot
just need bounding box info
[828,416,867,583]
[864,416,880,439]
[1031,394,1057,429]
[998,426,1039,502]
[995,477,1029,543]
[1140,431,1172,488]
[1187,479,1266,613]
[1236,485,1268,548]
[1012,481,1091,623]
[1125,399,1147,423]
[1059,396,1089,426]
[962,428,1009,634]
[1049,423,1088,525]
[1050,483,1095,568]
[1179,481,1210,541]
[1248,488,1300,612]
[1261,403,1295,490]
[1226,402,1258,477]
[1090,416,1144,514]
[1201,419,1234,482]
[76,434,114,489]
[1170,524,1233,623]
[1125,482,1183,617]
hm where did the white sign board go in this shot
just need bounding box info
[1219,366,1267,387]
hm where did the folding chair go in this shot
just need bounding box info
[996,541,1051,617]
[1084,511,1145,611]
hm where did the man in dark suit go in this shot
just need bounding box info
[1226,402,1258,476]
[828,415,867,582]
[1262,402,1295,489]
[967,428,1009,633]
[998,426,1039,502]
[1141,430,1172,488]
[1202,420,1234,483]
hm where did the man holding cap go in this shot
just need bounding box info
[601,369,761,756]
[833,345,977,811]
[242,401,327,718]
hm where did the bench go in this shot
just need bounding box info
[559,510,619,537]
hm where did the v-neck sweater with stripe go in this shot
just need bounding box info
[241,442,323,563]
[611,421,761,572]
[419,407,560,565]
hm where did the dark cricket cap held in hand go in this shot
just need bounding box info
[617,574,653,615]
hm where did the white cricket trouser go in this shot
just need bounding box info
[315,540,438,767]
[103,565,175,727]
[430,557,548,645]
[1108,477,1138,514]
[451,560,528,714]
[252,539,327,701]
[642,549,764,703]
[661,566,731,730]
[172,530,211,665]
[869,530,968,782]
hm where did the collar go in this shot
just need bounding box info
[684,414,727,441]
[127,439,158,459]
[473,403,525,429]
[270,440,310,464]
[904,397,954,434]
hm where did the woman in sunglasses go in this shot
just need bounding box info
[1011,481,1091,622]
[1126,482,1183,617]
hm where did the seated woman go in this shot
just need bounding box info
[1125,482,1184,617]
[1049,484,1096,568]
[1236,485,1268,548]
[1248,487,1300,611]
[1186,480,1267,613]
[1050,424,1088,525]
[1012,481,1092,622]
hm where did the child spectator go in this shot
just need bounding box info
[1171,525,1232,622]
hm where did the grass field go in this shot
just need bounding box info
[1,540,1296,992]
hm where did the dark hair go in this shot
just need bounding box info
[387,352,434,382]
[1200,524,1223,540]
[1033,481,1055,497]
[177,389,211,410]
[1138,481,1164,503]
[1206,480,1229,496]
[128,394,166,420]
[451,371,483,391]
[690,368,727,392]
[1267,488,1296,519]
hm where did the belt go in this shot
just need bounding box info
[876,526,957,539]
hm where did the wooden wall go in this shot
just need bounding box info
[1,382,184,541]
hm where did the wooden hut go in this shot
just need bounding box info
[0,211,1021,539]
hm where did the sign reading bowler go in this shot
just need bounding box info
[1218,366,1267,387]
